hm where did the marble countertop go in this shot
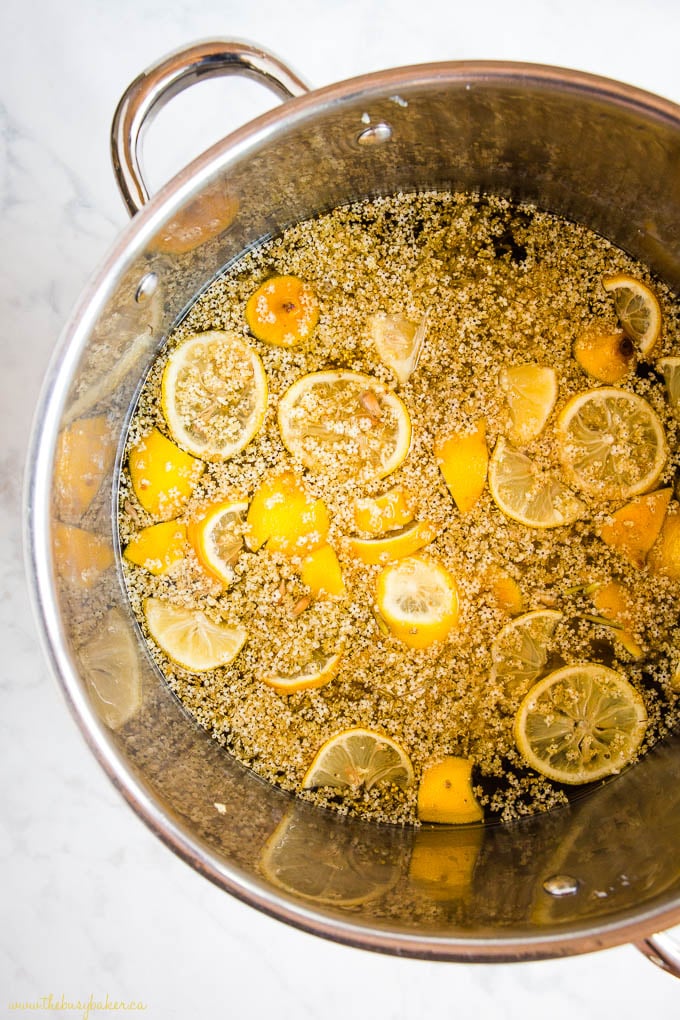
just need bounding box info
[4,0,680,1015]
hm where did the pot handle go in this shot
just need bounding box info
[111,40,310,216]
[635,931,680,979]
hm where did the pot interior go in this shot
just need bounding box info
[31,64,680,959]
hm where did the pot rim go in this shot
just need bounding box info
[26,55,680,963]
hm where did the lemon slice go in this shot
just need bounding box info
[598,488,671,567]
[488,437,585,528]
[55,415,116,523]
[353,487,414,535]
[302,727,414,791]
[261,650,343,694]
[658,356,680,418]
[368,311,427,385]
[417,757,484,824]
[187,499,248,585]
[347,519,437,565]
[556,388,666,501]
[143,597,246,672]
[499,364,557,444]
[79,608,141,729]
[490,609,563,698]
[602,273,662,354]
[161,331,268,461]
[277,370,411,482]
[260,807,401,906]
[514,664,647,784]
[434,420,488,514]
[124,520,187,576]
[128,428,204,521]
[375,554,459,649]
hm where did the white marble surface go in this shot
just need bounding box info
[4,0,680,1015]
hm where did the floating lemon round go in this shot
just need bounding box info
[302,727,414,791]
[187,499,248,585]
[514,663,647,785]
[277,370,411,482]
[375,554,459,649]
[488,437,584,528]
[143,597,247,672]
[490,609,563,699]
[602,273,662,354]
[556,388,666,501]
[245,275,319,347]
[161,331,267,461]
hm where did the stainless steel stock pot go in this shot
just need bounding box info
[26,40,680,973]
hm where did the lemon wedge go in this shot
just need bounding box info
[124,520,187,576]
[648,510,680,580]
[375,554,459,649]
[277,370,411,483]
[187,499,247,585]
[143,597,246,672]
[514,664,647,784]
[488,437,584,528]
[417,757,484,824]
[261,650,343,694]
[499,364,557,444]
[573,323,635,384]
[246,470,329,556]
[245,275,319,347]
[302,727,414,791]
[598,488,671,568]
[54,415,116,523]
[53,522,114,590]
[602,273,662,354]
[347,519,437,566]
[353,487,414,535]
[556,387,666,501]
[161,331,268,461]
[490,609,563,698]
[368,311,427,385]
[300,544,346,597]
[128,428,204,521]
[434,419,488,514]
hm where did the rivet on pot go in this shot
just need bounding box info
[542,874,580,897]
[135,272,158,303]
[357,122,393,146]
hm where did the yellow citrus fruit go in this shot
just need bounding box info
[353,487,414,535]
[556,388,666,501]
[302,727,414,791]
[488,437,585,528]
[151,180,239,255]
[246,470,329,556]
[259,807,401,906]
[591,580,644,660]
[78,608,142,730]
[658,356,680,418]
[143,597,247,672]
[52,522,114,589]
[484,566,524,616]
[123,520,187,576]
[161,331,267,461]
[375,554,459,649]
[499,364,558,445]
[300,544,346,597]
[54,415,116,523]
[434,419,488,514]
[187,499,247,585]
[648,510,680,580]
[598,487,671,568]
[514,663,647,784]
[128,427,204,520]
[368,311,427,385]
[573,323,635,384]
[245,275,319,347]
[602,273,662,354]
[417,757,484,824]
[347,519,437,566]
[277,370,411,483]
[490,609,563,699]
[261,650,343,694]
